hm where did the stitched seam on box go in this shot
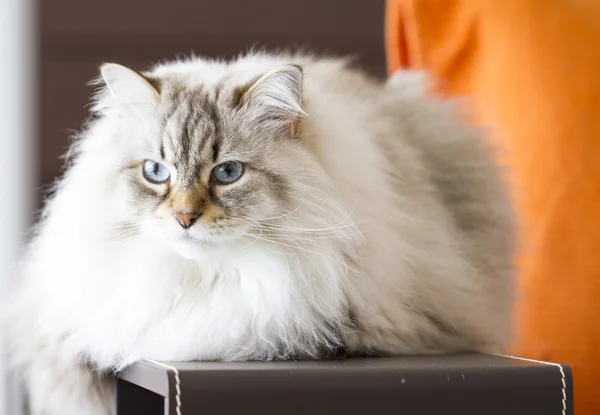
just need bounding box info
[144,359,182,415]
[492,353,566,415]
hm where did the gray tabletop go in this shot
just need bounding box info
[117,353,573,415]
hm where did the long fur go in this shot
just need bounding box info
[5,52,515,415]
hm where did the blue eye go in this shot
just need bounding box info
[142,160,170,184]
[212,161,244,184]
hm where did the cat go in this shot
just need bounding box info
[5,51,515,415]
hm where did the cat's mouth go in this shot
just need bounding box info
[179,232,216,245]
[170,233,220,260]
[161,223,247,254]
[177,228,238,247]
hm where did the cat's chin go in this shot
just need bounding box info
[168,232,241,261]
[170,235,221,261]
[142,223,244,261]
[173,242,208,261]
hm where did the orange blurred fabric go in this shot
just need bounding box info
[386,0,600,412]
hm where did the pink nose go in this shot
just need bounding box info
[174,211,200,229]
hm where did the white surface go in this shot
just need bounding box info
[0,0,36,413]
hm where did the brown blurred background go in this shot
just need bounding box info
[39,0,386,196]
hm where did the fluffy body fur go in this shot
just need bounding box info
[6,52,514,415]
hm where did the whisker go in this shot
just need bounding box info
[217,223,285,255]
[264,229,368,241]
[245,233,362,274]
[259,202,357,227]
[255,202,304,222]
[236,223,264,251]
[110,234,144,244]
[240,204,366,235]
[239,218,369,234]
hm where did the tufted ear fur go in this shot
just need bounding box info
[239,64,306,136]
[99,63,160,108]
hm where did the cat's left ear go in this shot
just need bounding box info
[240,64,306,137]
[100,63,160,107]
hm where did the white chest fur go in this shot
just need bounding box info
[33,235,347,369]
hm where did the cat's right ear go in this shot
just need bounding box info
[99,63,160,107]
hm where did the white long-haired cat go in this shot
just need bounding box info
[6,52,514,415]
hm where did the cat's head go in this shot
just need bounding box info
[90,60,354,259]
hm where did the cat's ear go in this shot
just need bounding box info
[99,63,160,107]
[239,64,306,136]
